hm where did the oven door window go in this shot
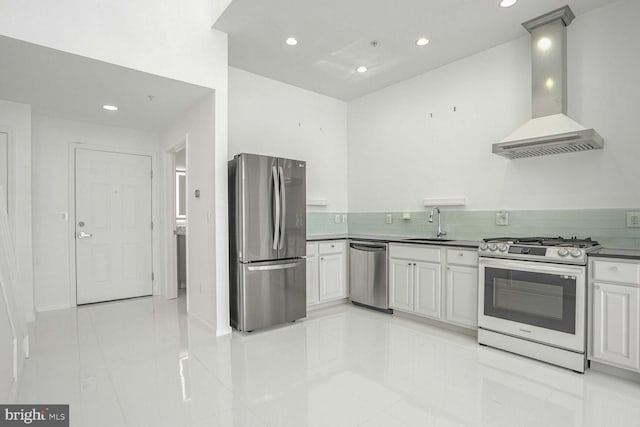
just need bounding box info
[484,267,576,334]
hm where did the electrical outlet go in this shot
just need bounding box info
[334,214,341,224]
[627,211,640,228]
[385,214,393,224]
[495,210,509,226]
[342,214,348,223]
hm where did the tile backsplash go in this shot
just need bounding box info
[307,209,640,249]
[306,212,348,236]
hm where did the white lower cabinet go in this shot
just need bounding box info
[389,243,478,329]
[306,253,319,305]
[389,259,413,312]
[589,257,640,372]
[306,240,347,307]
[414,262,442,318]
[445,265,478,328]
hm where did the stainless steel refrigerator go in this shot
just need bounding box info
[228,153,306,332]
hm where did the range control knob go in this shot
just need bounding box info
[479,243,489,251]
[488,243,498,251]
[497,243,508,252]
[558,248,569,257]
[570,249,583,258]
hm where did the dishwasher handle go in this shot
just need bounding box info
[350,242,386,252]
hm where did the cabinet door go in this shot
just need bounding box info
[319,253,346,302]
[414,261,441,319]
[592,282,640,371]
[306,255,319,305]
[389,258,413,312]
[445,265,478,328]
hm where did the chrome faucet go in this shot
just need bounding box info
[428,207,447,238]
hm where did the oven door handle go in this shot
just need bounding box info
[478,257,586,276]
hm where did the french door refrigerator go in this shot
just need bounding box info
[228,153,306,332]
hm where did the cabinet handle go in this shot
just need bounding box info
[610,266,618,272]
[458,253,464,257]
[321,257,324,260]
[331,244,335,248]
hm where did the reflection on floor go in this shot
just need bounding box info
[17,296,640,427]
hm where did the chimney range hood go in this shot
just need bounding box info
[493,6,604,160]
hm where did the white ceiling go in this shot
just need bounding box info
[214,0,619,101]
[0,36,212,132]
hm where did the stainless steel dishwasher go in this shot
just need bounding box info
[349,241,392,313]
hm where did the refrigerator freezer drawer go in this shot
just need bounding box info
[232,259,306,332]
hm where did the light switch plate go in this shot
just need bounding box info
[385,214,393,224]
[627,211,640,228]
[495,211,509,226]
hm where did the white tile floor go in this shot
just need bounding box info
[16,295,640,427]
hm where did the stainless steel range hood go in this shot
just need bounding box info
[493,6,604,160]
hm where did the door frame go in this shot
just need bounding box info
[164,136,188,303]
[67,143,158,307]
[0,127,14,230]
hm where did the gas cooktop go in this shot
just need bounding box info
[483,236,600,248]
[479,236,601,265]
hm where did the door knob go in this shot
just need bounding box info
[77,231,93,239]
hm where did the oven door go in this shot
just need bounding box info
[478,257,586,352]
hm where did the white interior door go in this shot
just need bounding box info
[75,149,153,304]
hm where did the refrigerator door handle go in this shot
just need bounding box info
[272,165,281,250]
[278,165,286,250]
[247,261,301,271]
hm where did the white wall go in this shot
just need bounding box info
[160,94,225,332]
[31,115,161,312]
[0,0,230,333]
[0,99,34,322]
[0,0,227,89]
[347,0,640,212]
[229,67,349,212]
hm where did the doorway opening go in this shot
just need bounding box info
[165,138,188,304]
[175,147,187,297]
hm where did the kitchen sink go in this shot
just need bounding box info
[405,238,453,242]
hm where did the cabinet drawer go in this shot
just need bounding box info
[592,260,640,285]
[319,240,345,255]
[389,244,440,262]
[306,243,317,256]
[446,249,478,267]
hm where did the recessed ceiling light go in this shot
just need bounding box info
[102,105,118,111]
[416,38,430,47]
[499,0,517,7]
[356,66,368,73]
[285,37,298,46]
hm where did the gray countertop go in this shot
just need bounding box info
[307,235,640,258]
[307,234,481,249]
[589,248,640,260]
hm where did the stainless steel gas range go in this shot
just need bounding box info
[477,237,601,373]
